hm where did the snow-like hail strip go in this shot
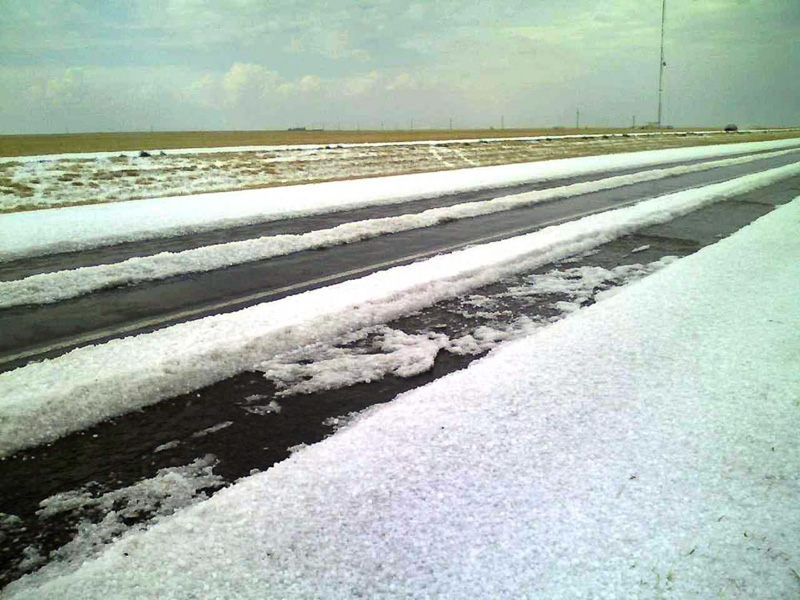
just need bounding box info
[3,138,800,261]
[0,167,798,457]
[2,148,798,308]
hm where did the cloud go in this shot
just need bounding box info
[222,63,281,104]
[0,0,797,132]
[0,65,217,133]
[386,72,416,91]
[299,75,322,93]
[32,68,87,105]
[342,71,381,97]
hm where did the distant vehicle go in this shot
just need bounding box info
[724,124,739,132]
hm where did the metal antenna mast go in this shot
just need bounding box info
[657,0,667,128]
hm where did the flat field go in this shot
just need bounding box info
[1,128,798,213]
[2,128,616,157]
[2,127,797,158]
[0,128,716,157]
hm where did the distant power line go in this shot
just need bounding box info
[657,0,667,128]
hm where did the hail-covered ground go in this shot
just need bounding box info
[0,130,791,213]
[1,135,799,597]
[3,178,798,600]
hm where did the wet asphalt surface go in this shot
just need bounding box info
[0,167,798,587]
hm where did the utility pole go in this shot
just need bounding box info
[501,115,505,129]
[657,0,667,128]
[576,109,580,129]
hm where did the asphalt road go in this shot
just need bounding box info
[1,150,799,589]
[0,144,790,281]
[1,148,799,371]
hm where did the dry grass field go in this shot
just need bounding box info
[2,127,798,158]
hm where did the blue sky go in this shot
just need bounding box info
[0,0,797,133]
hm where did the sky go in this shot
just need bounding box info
[0,0,797,134]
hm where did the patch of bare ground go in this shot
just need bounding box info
[0,178,35,197]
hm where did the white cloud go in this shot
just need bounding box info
[221,63,281,105]
[299,75,322,93]
[343,71,381,96]
[0,0,796,132]
[31,68,87,105]
[386,72,416,91]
